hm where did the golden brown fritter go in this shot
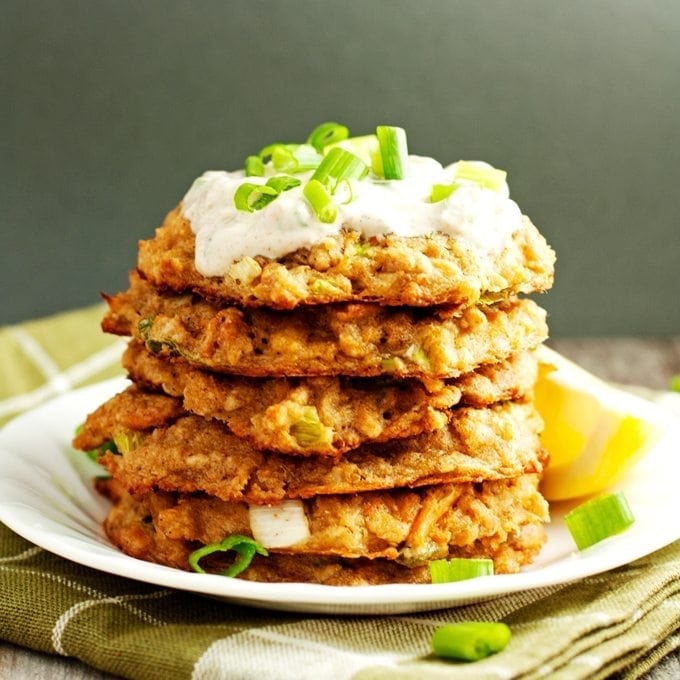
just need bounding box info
[72,387,183,452]
[456,350,539,407]
[137,207,555,309]
[101,474,548,579]
[90,399,544,501]
[120,341,538,455]
[102,483,547,583]
[103,272,548,379]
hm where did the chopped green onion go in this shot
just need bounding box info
[310,279,346,296]
[137,317,155,339]
[429,558,494,584]
[380,356,401,373]
[406,344,431,371]
[259,143,292,168]
[249,501,310,548]
[429,560,452,584]
[229,256,262,285]
[85,439,119,461]
[352,241,374,258]
[307,121,349,153]
[310,146,368,191]
[270,145,297,172]
[333,178,356,205]
[454,161,507,192]
[432,622,511,661]
[112,430,146,455]
[265,175,301,194]
[234,175,302,212]
[188,534,268,577]
[245,155,265,177]
[289,407,332,448]
[234,182,279,212]
[303,179,338,223]
[287,144,323,171]
[325,134,383,175]
[146,339,164,354]
[304,146,365,220]
[376,125,409,179]
[564,492,635,551]
[258,143,322,173]
[669,375,680,392]
[430,182,461,203]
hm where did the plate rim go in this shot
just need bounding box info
[0,377,679,614]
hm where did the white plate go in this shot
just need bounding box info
[0,378,679,615]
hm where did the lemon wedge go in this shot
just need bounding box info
[536,346,668,501]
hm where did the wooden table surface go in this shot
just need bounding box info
[1,337,679,680]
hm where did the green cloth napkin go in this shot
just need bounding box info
[1,306,680,680]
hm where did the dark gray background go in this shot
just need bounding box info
[2,0,679,335]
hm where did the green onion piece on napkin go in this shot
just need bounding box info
[432,622,511,661]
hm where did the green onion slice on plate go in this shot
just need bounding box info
[188,534,268,577]
[564,492,635,550]
[432,622,511,661]
[429,558,494,584]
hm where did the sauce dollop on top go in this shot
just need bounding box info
[182,156,522,276]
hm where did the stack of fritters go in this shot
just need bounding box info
[74,205,555,585]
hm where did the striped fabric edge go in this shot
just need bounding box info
[0,305,125,425]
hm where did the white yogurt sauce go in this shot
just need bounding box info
[182,156,523,276]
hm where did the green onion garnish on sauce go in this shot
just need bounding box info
[234,182,279,212]
[234,176,301,212]
[258,143,322,173]
[303,179,337,223]
[669,375,680,392]
[564,492,635,550]
[376,125,409,179]
[188,534,268,577]
[324,134,383,175]
[454,161,507,192]
[307,121,349,153]
[266,175,302,193]
[429,558,494,584]
[432,622,511,661]
[244,155,265,177]
[311,146,368,190]
[430,182,461,203]
[303,147,368,221]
